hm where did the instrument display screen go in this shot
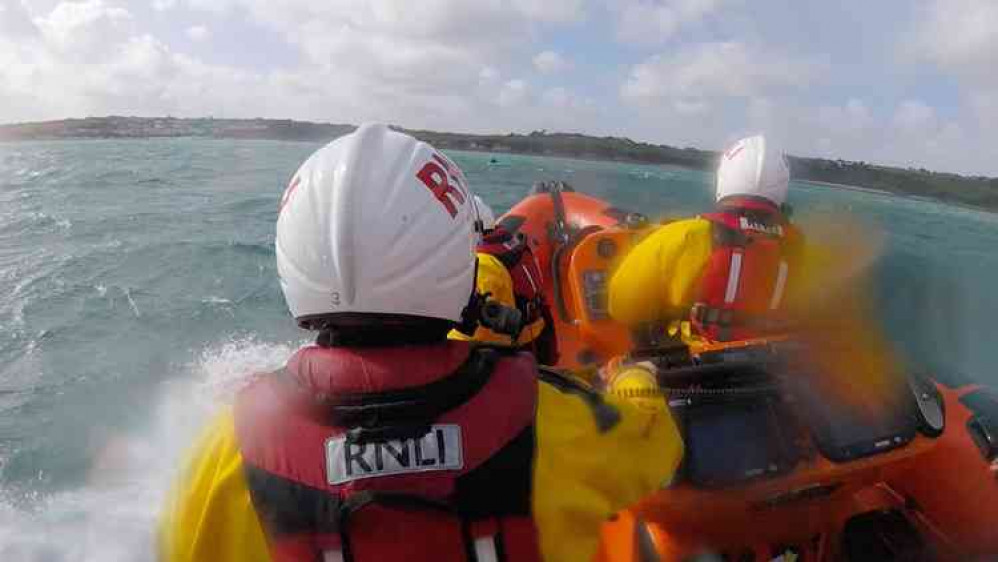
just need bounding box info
[581,270,609,320]
[788,371,916,462]
[684,399,795,487]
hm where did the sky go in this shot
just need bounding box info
[1,0,997,176]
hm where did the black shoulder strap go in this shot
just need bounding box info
[495,239,527,270]
[342,348,500,441]
[288,348,504,443]
[708,218,750,248]
[537,367,621,433]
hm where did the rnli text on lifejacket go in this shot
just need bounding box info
[326,425,464,485]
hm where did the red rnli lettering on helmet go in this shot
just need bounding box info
[724,142,745,160]
[416,154,468,218]
[278,175,301,212]
[326,425,464,485]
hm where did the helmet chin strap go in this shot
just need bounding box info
[471,193,485,237]
[457,256,483,336]
[780,202,794,219]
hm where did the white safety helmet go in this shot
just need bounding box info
[276,123,477,327]
[473,195,496,232]
[715,135,790,206]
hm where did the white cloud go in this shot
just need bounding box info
[893,99,937,132]
[511,0,586,24]
[180,0,239,14]
[3,0,998,175]
[883,101,973,170]
[162,0,589,127]
[907,0,998,129]
[152,0,177,11]
[883,0,998,173]
[621,42,820,106]
[0,0,599,133]
[541,87,570,107]
[968,92,998,127]
[816,98,873,137]
[615,0,723,46]
[909,0,998,76]
[478,66,500,86]
[497,79,530,107]
[735,96,992,174]
[34,0,133,58]
[541,86,593,111]
[186,25,209,42]
[673,98,709,115]
[533,50,571,74]
[0,0,40,37]
[0,1,303,123]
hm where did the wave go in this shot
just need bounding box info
[226,241,274,257]
[0,211,73,235]
[0,337,303,560]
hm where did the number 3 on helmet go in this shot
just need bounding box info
[276,123,478,329]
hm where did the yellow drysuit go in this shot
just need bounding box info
[608,217,808,331]
[159,372,682,562]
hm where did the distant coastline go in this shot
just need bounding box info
[799,180,892,196]
[2,116,996,212]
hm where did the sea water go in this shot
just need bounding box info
[1,138,997,560]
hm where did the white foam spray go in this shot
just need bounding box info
[0,336,304,562]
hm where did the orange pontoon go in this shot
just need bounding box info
[501,183,998,561]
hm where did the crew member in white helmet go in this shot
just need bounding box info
[159,124,681,562]
[609,134,806,343]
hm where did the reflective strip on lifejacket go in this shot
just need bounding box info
[323,550,345,562]
[724,251,743,304]
[474,535,500,562]
[521,265,538,294]
[769,260,789,310]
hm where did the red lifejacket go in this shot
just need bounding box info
[691,208,795,342]
[233,342,541,562]
[478,228,559,365]
[478,227,545,324]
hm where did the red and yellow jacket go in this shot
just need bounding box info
[159,342,682,562]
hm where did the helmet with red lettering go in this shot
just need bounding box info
[716,134,790,206]
[276,123,477,329]
[473,195,496,232]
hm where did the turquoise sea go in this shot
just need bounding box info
[1,139,997,560]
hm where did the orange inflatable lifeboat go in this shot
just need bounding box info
[501,181,647,371]
[501,183,998,561]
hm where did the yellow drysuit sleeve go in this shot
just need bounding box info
[533,379,683,562]
[608,218,714,325]
[159,385,682,562]
[158,408,270,562]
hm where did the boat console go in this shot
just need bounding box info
[506,187,998,560]
[643,343,928,489]
[599,338,950,553]
[552,221,945,494]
